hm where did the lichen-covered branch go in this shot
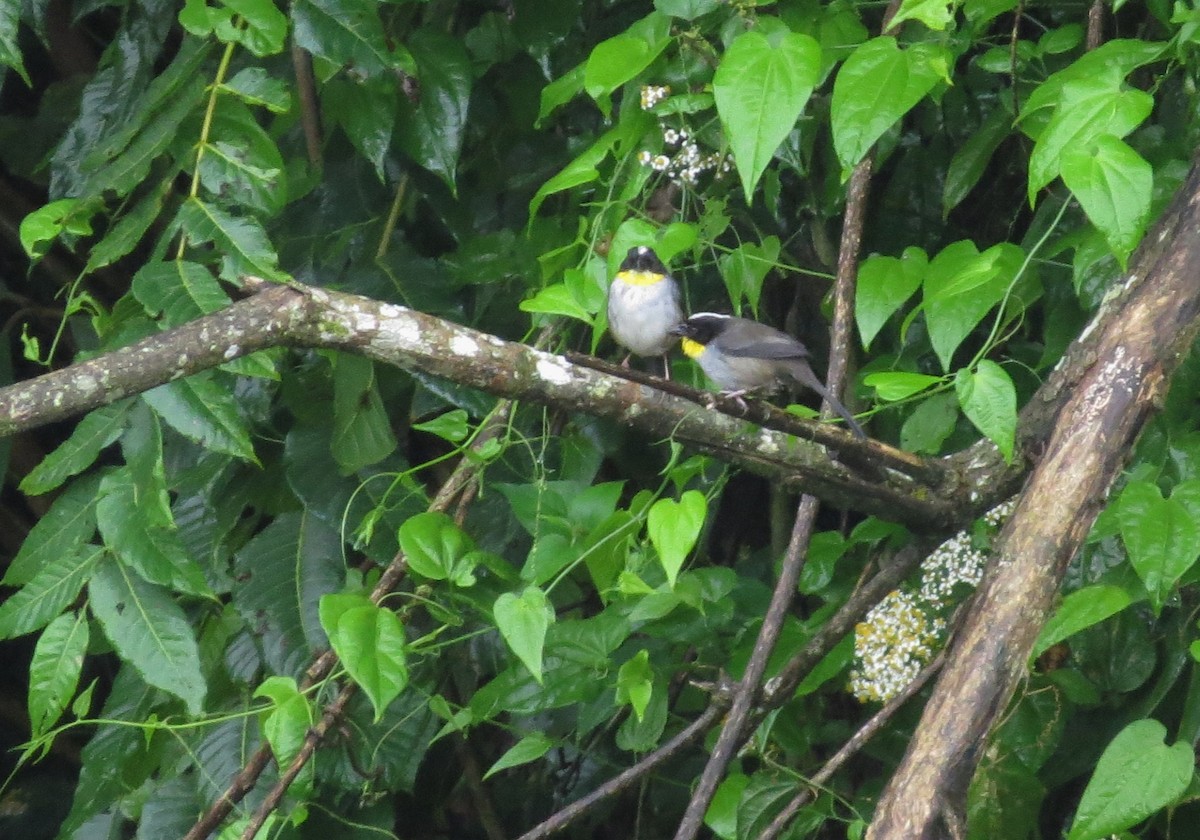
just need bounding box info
[867,157,1200,838]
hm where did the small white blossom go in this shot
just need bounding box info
[640,84,670,110]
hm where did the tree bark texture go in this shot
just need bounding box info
[867,157,1200,838]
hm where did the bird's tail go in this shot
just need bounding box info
[787,360,867,439]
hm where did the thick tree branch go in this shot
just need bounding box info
[0,282,950,525]
[867,158,1200,837]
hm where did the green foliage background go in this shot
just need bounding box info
[2,0,1200,838]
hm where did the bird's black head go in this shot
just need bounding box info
[619,245,667,275]
[669,312,731,345]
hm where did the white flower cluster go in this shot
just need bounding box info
[636,86,733,186]
[848,498,1016,703]
[849,590,944,704]
[640,84,670,110]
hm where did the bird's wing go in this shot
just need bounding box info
[720,335,810,361]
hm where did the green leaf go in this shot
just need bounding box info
[20,199,95,260]
[5,475,101,586]
[198,138,286,218]
[85,187,169,273]
[254,676,314,780]
[28,611,90,737]
[142,375,257,462]
[329,604,409,722]
[713,31,821,200]
[889,0,954,30]
[121,402,172,527]
[0,0,30,85]
[718,237,780,315]
[96,471,212,598]
[519,283,594,324]
[832,37,943,170]
[396,30,473,194]
[20,401,132,496]
[132,261,231,327]
[1032,584,1134,658]
[324,76,396,182]
[855,247,927,348]
[291,0,395,77]
[412,409,471,443]
[1018,39,1164,126]
[647,490,706,587]
[1118,481,1200,612]
[398,512,478,584]
[654,0,721,19]
[180,0,288,56]
[924,241,1021,371]
[1066,719,1192,840]
[221,67,292,113]
[900,391,959,454]
[943,108,1011,217]
[494,587,554,683]
[331,354,398,473]
[483,731,554,780]
[616,649,653,721]
[528,116,652,219]
[865,372,943,401]
[89,559,207,715]
[0,546,102,639]
[536,63,584,126]
[175,197,286,282]
[1061,135,1152,268]
[954,361,1016,462]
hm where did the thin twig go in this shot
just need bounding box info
[291,43,323,167]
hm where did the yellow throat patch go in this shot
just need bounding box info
[616,269,666,287]
[680,338,705,360]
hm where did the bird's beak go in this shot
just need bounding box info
[668,323,688,336]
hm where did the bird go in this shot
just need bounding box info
[607,245,684,379]
[671,312,866,438]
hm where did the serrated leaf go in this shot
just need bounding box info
[5,475,101,586]
[647,490,706,587]
[221,67,291,113]
[1061,135,1152,268]
[175,197,286,281]
[0,546,103,639]
[494,587,554,684]
[233,512,345,674]
[324,76,396,182]
[1032,584,1134,658]
[1118,481,1200,613]
[483,731,554,780]
[832,37,943,170]
[291,0,395,77]
[142,375,257,462]
[396,29,473,193]
[132,261,231,326]
[855,248,927,348]
[181,0,287,56]
[954,360,1016,461]
[330,605,409,722]
[198,139,286,217]
[85,187,169,273]
[96,471,212,598]
[331,353,398,473]
[1067,719,1192,840]
[714,31,820,200]
[89,559,206,714]
[20,401,132,496]
[29,611,90,737]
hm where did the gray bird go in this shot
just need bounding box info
[671,312,866,438]
[607,245,684,378]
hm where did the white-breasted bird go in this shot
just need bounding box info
[607,245,684,378]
